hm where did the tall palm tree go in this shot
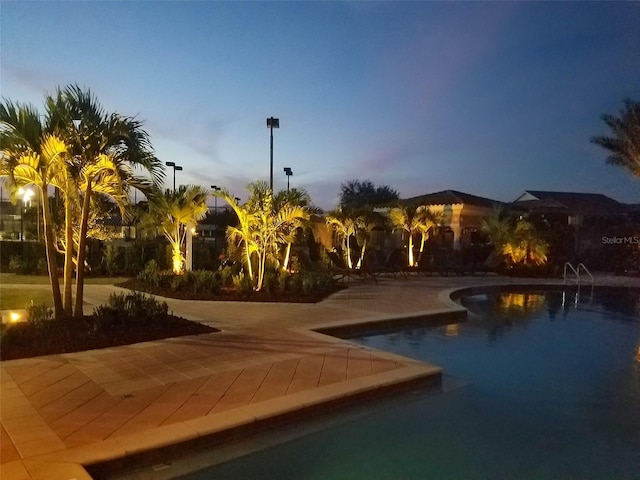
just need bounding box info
[252,192,307,290]
[416,207,440,256]
[388,204,435,267]
[214,183,307,290]
[47,85,161,316]
[591,98,640,177]
[326,211,358,268]
[274,187,314,271]
[0,101,68,318]
[481,206,512,256]
[215,188,257,280]
[153,185,209,274]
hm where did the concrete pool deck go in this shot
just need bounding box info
[2,274,638,480]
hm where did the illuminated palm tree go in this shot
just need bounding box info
[274,187,313,271]
[214,182,307,290]
[482,208,548,266]
[326,211,358,268]
[388,204,436,267]
[353,208,386,269]
[591,98,640,177]
[0,101,68,318]
[252,191,307,290]
[503,220,548,266]
[153,185,209,274]
[47,85,161,316]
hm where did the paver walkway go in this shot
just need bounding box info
[1,274,637,479]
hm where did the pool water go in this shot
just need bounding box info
[184,287,640,480]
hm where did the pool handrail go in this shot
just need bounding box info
[563,262,594,287]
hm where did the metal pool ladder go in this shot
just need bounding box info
[563,262,594,307]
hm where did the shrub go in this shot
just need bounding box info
[170,274,187,291]
[232,272,253,294]
[93,291,169,326]
[263,269,279,295]
[190,270,222,294]
[26,302,54,324]
[138,260,161,287]
[218,265,236,286]
[8,255,26,274]
[289,272,304,294]
[36,258,48,275]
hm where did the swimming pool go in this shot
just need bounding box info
[179,287,640,479]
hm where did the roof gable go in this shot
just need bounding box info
[516,190,624,215]
[403,190,502,208]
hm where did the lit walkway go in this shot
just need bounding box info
[1,274,637,479]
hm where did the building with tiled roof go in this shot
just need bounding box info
[401,190,504,250]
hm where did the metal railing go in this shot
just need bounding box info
[563,262,594,287]
[562,262,594,307]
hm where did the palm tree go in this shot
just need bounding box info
[326,211,358,268]
[153,185,209,274]
[591,98,640,177]
[274,187,314,271]
[482,208,548,266]
[46,85,161,316]
[252,192,307,290]
[214,182,307,290]
[481,206,512,256]
[353,208,386,269]
[215,188,257,280]
[503,220,549,266]
[0,101,68,318]
[388,204,436,267]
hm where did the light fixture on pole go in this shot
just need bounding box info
[165,162,183,192]
[210,185,221,214]
[266,117,279,191]
[18,187,34,242]
[283,167,293,192]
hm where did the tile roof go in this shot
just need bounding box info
[402,190,503,208]
[516,191,625,215]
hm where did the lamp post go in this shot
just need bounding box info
[210,185,221,214]
[266,117,279,191]
[283,167,293,193]
[210,185,221,246]
[165,162,183,192]
[18,187,34,242]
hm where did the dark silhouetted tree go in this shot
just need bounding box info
[591,98,640,177]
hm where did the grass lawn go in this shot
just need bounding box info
[0,273,129,285]
[0,288,55,309]
[0,274,130,309]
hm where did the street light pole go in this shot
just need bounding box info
[210,185,221,246]
[283,167,293,193]
[266,117,279,191]
[165,162,183,192]
[210,185,220,214]
[18,187,34,242]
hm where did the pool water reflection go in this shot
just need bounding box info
[186,287,640,480]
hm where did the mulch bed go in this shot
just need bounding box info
[1,315,217,361]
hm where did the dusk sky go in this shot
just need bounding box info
[2,1,639,210]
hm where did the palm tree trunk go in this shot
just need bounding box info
[408,234,415,267]
[283,242,292,271]
[244,244,253,280]
[346,236,352,269]
[41,191,64,319]
[63,193,74,316]
[356,240,367,269]
[73,184,92,317]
